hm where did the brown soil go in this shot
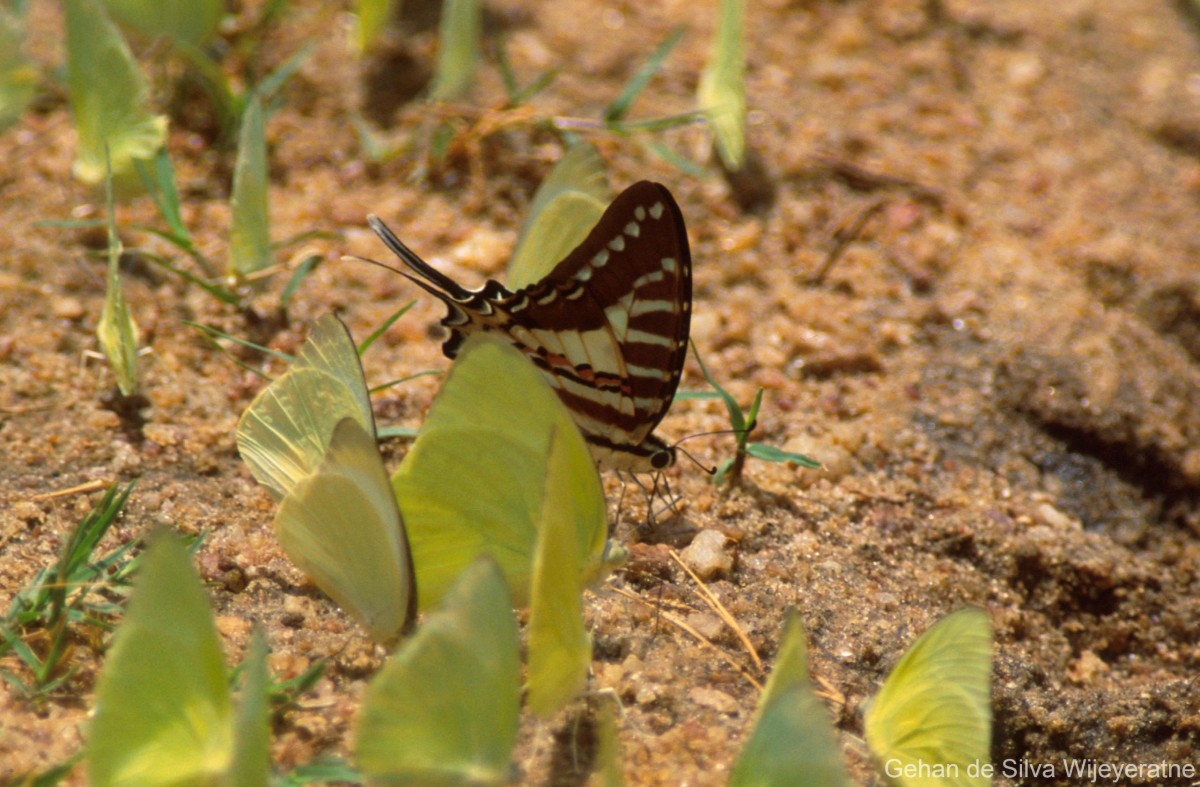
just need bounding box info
[3,0,1200,785]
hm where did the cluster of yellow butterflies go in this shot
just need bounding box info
[88,529,994,785]
[85,144,995,785]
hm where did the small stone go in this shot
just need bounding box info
[687,686,740,715]
[143,423,180,447]
[51,296,85,321]
[684,611,725,641]
[679,529,734,580]
[1036,502,1078,530]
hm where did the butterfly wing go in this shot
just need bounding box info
[274,417,416,643]
[864,608,993,787]
[503,181,692,466]
[370,181,692,471]
[508,142,609,289]
[391,334,615,610]
[236,315,374,500]
[357,559,520,784]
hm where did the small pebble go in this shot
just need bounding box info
[679,529,734,580]
[687,686,740,715]
[684,611,725,641]
[51,297,85,321]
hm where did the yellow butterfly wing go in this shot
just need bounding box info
[274,417,415,643]
[508,142,609,289]
[864,608,992,787]
[236,314,373,500]
[392,334,615,610]
[357,558,520,784]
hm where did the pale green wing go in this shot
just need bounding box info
[356,558,520,785]
[274,417,415,643]
[392,334,613,610]
[89,534,232,786]
[729,684,851,787]
[730,610,850,786]
[228,629,271,787]
[755,609,811,721]
[237,314,373,501]
[507,142,609,289]
[525,423,599,718]
[864,608,993,787]
[66,0,167,189]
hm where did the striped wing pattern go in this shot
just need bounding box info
[369,181,691,472]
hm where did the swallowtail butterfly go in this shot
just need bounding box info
[369,181,691,473]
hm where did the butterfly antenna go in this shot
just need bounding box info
[342,252,408,278]
[367,214,472,300]
[674,444,716,476]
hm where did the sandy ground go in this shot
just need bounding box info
[2,0,1200,784]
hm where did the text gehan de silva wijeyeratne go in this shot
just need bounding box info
[883,758,1197,783]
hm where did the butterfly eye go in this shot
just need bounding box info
[651,447,676,470]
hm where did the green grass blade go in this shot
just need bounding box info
[229,93,272,277]
[133,148,193,250]
[495,33,558,108]
[604,25,684,123]
[357,300,417,355]
[256,43,316,110]
[172,39,241,140]
[88,533,233,786]
[102,0,223,46]
[430,0,481,101]
[279,759,361,785]
[0,8,37,133]
[494,34,520,104]
[183,320,293,363]
[689,341,745,433]
[97,157,140,395]
[376,424,419,440]
[66,0,166,190]
[697,0,746,170]
[746,442,820,469]
[279,253,322,310]
[593,694,623,787]
[354,0,396,53]
[673,389,721,402]
[133,250,241,305]
[368,369,440,394]
[642,137,709,178]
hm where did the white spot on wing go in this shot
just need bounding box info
[629,299,675,317]
[592,250,610,267]
[608,236,625,252]
[625,222,640,238]
[603,294,634,338]
[626,328,673,347]
[627,362,670,381]
[632,270,665,289]
[661,257,676,272]
[649,202,664,220]
[536,290,558,306]
[635,206,647,221]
